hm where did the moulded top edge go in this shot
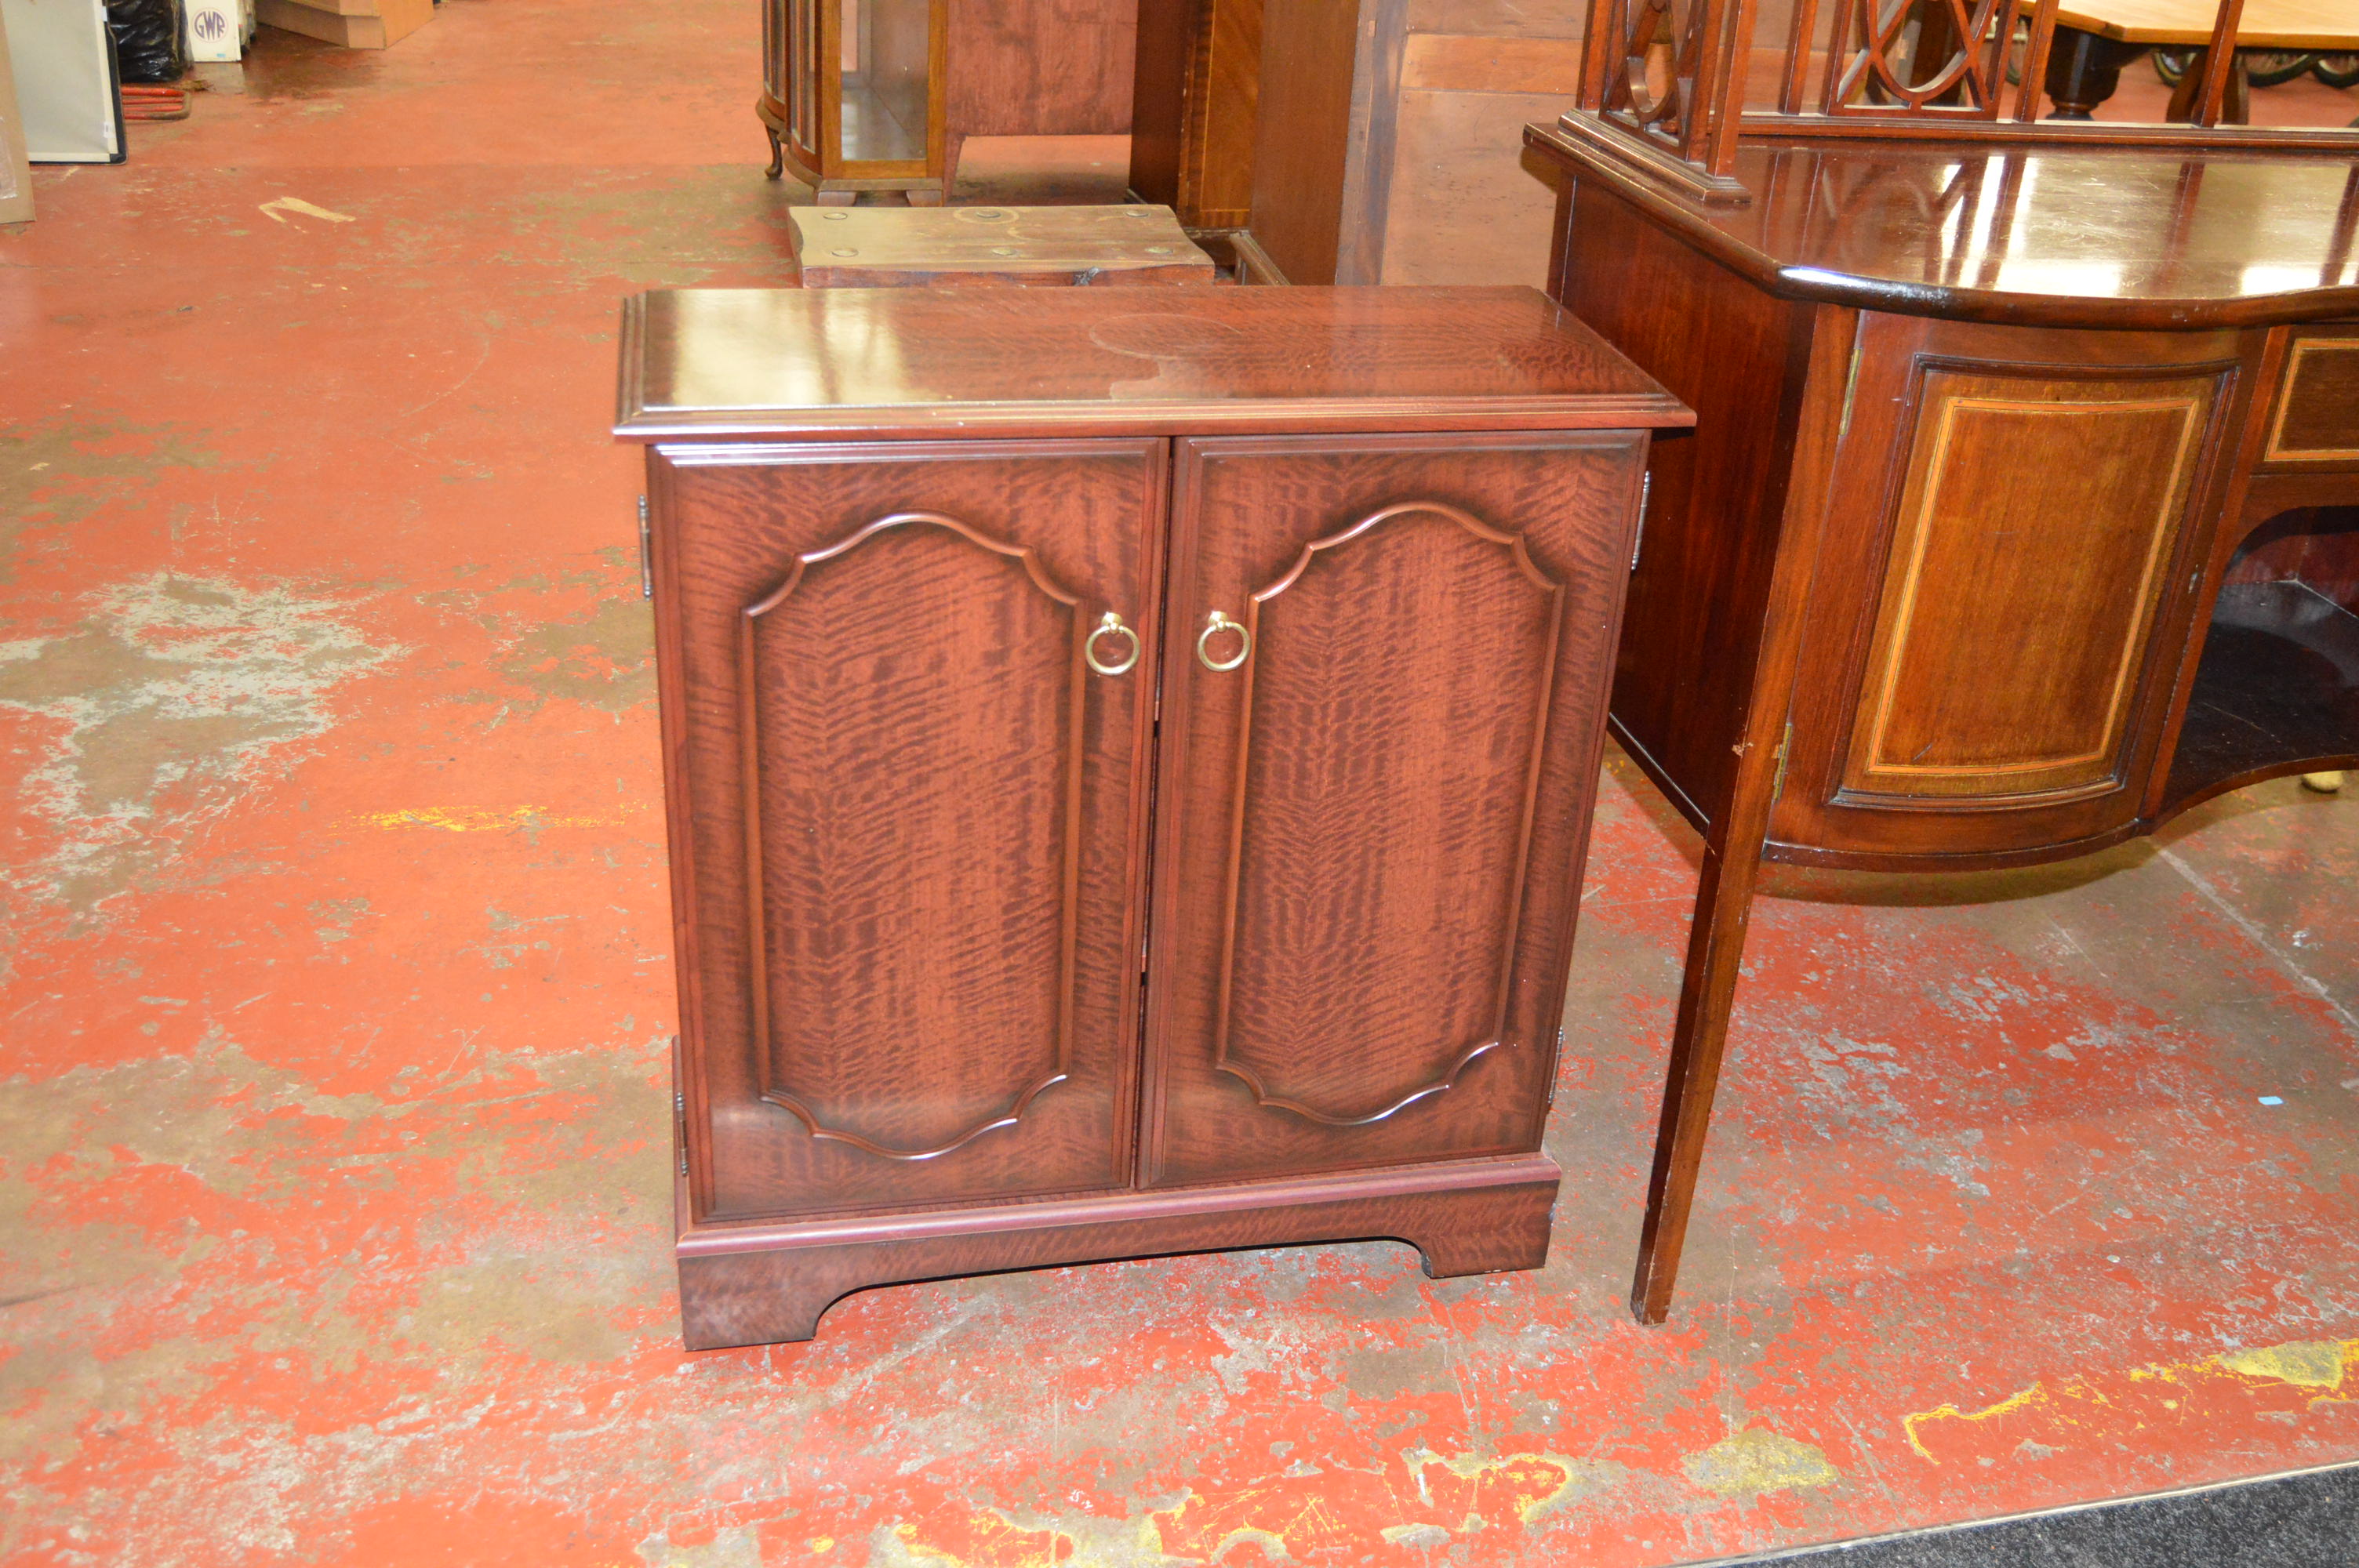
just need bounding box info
[612,285,1694,437]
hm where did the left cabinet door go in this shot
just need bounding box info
[650,440,1168,1223]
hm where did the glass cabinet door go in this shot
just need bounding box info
[758,0,939,193]
[834,0,932,169]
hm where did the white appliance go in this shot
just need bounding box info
[2,0,123,163]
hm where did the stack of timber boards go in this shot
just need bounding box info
[257,0,432,49]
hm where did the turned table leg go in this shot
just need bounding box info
[2041,28,2150,119]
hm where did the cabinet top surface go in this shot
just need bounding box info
[614,286,1692,439]
[1528,125,2359,329]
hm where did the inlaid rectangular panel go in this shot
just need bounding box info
[1840,366,2222,804]
[1144,430,1647,1188]
[652,439,1165,1222]
[2265,337,2359,463]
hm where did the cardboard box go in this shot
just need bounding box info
[256,0,431,49]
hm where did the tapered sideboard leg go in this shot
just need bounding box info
[1628,822,1768,1325]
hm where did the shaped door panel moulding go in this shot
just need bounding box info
[1214,501,1565,1126]
[739,511,1087,1160]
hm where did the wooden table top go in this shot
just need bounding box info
[787,204,1219,287]
[615,286,1692,439]
[2020,0,2359,48]
[1528,123,2359,328]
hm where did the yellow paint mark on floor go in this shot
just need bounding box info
[1205,1525,1290,1561]
[2218,1339,2350,1391]
[351,803,645,833]
[1903,1381,2054,1461]
[1408,1447,1614,1525]
[885,1512,1074,1568]
[1681,1428,1839,1499]
[1905,1336,2359,1463]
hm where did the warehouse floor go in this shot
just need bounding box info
[4,3,2358,1563]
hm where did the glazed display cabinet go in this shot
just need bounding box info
[760,0,947,205]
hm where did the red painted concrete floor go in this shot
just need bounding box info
[4,4,2358,1563]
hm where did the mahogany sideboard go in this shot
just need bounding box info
[615,286,1691,1348]
[1525,127,2359,1324]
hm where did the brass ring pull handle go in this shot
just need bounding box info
[1084,611,1140,676]
[1196,609,1252,672]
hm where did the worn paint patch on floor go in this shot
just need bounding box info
[0,571,401,914]
[2,2,2356,1564]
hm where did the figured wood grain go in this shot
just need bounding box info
[652,439,1165,1221]
[1146,432,1648,1188]
[1841,374,2215,803]
[740,512,1085,1160]
[1215,503,1565,1126]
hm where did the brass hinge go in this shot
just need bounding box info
[638,496,654,601]
[1770,720,1794,803]
[674,1087,689,1177]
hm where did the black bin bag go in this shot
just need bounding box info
[107,0,187,84]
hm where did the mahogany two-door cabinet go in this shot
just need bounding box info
[1525,125,2359,1326]
[615,286,1690,1348]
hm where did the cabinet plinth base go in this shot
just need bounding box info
[677,1155,1561,1349]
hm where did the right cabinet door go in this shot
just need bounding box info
[1143,432,1647,1188]
[1777,315,2255,863]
